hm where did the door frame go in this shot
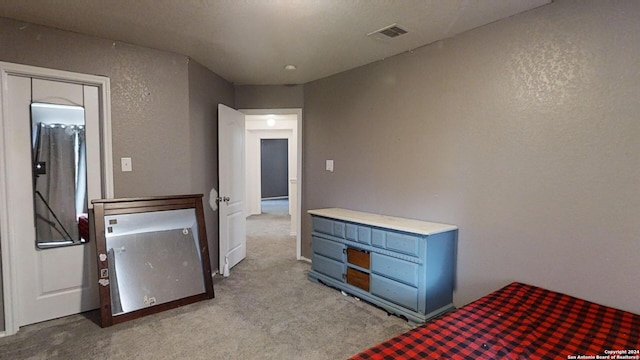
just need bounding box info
[240,108,303,260]
[0,61,114,336]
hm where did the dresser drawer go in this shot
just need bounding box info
[313,217,347,239]
[371,229,386,248]
[312,216,334,236]
[346,267,370,292]
[312,254,344,282]
[347,247,370,269]
[312,236,344,262]
[357,226,371,244]
[386,232,420,256]
[333,221,346,238]
[345,224,372,244]
[370,229,421,256]
[370,274,418,311]
[345,223,357,241]
[371,253,419,287]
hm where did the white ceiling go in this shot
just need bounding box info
[0,0,550,85]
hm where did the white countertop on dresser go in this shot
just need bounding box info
[307,208,457,236]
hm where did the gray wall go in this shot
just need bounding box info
[0,17,193,197]
[0,16,234,328]
[303,0,640,315]
[188,60,235,272]
[234,85,304,109]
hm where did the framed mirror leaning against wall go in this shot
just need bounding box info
[92,194,214,327]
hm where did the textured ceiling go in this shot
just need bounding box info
[0,0,550,85]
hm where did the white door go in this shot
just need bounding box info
[218,104,247,276]
[6,75,100,326]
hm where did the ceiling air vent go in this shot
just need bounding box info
[367,24,408,40]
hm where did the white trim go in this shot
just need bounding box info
[240,108,303,261]
[0,67,18,336]
[0,61,113,335]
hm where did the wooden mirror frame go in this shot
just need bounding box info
[92,194,214,327]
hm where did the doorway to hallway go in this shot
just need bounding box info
[242,108,302,260]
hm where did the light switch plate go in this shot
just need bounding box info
[121,157,132,172]
[326,160,334,172]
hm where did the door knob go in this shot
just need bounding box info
[216,196,230,204]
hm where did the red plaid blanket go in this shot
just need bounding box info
[350,282,640,359]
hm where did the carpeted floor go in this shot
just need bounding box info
[0,205,413,359]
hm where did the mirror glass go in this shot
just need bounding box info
[31,103,88,248]
[104,208,206,316]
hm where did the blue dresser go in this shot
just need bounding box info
[308,208,458,323]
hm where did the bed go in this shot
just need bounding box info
[350,282,640,359]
